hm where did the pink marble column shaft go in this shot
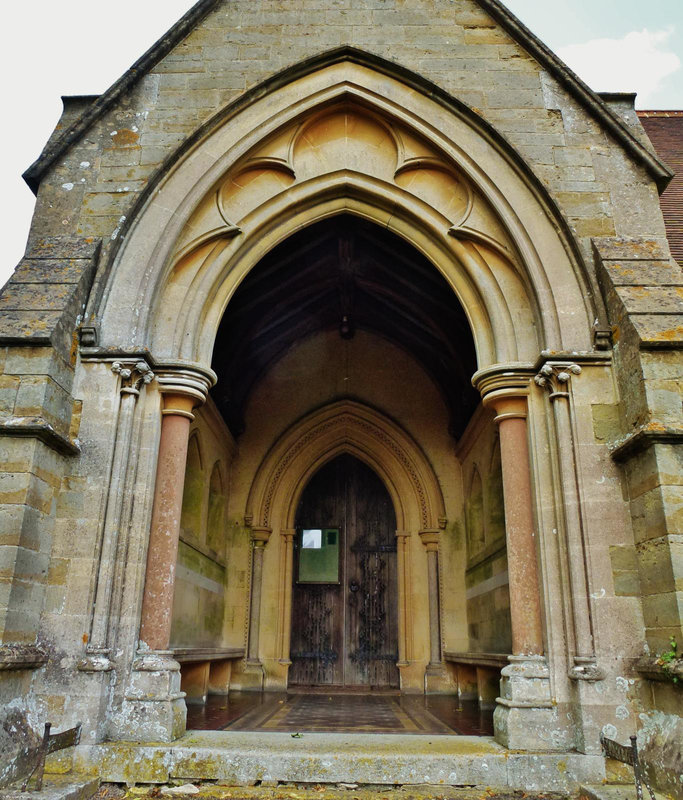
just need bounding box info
[489,393,544,657]
[139,393,195,651]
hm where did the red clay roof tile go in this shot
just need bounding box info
[638,111,683,264]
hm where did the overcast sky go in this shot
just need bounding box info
[1,1,682,288]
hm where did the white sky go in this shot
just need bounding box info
[1,1,682,288]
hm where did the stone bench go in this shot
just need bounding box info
[444,651,510,710]
[171,647,245,704]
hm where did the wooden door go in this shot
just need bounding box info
[290,454,399,687]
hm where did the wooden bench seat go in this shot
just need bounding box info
[444,651,510,710]
[171,647,245,704]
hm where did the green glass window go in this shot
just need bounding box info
[297,527,340,583]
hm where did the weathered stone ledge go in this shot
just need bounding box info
[610,425,683,462]
[0,644,48,671]
[636,656,683,683]
[0,417,80,456]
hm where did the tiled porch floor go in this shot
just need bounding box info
[186,692,495,735]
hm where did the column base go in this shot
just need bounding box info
[117,651,186,742]
[493,655,566,751]
[78,647,113,672]
[424,662,455,694]
[230,658,269,691]
[569,657,604,682]
[397,660,425,692]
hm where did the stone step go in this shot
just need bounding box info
[579,784,674,800]
[124,783,570,800]
[0,775,99,800]
[69,732,606,794]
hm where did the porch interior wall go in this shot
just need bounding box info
[455,409,511,655]
[170,398,248,651]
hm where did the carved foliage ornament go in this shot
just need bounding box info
[534,363,581,396]
[112,360,155,395]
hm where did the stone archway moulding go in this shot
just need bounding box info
[244,399,446,678]
[97,55,598,373]
[246,399,446,533]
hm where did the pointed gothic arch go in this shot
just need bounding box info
[97,52,599,374]
[247,399,445,533]
[242,399,446,683]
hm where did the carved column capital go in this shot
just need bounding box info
[280,528,296,543]
[472,364,535,399]
[534,362,581,400]
[473,365,536,423]
[112,360,154,395]
[419,529,440,551]
[251,526,272,547]
[156,367,213,406]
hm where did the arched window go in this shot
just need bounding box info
[467,467,485,554]
[207,461,226,556]
[488,440,506,545]
[180,432,204,544]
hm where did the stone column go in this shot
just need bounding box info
[247,526,272,664]
[395,530,410,668]
[119,367,212,743]
[419,530,442,667]
[80,360,154,673]
[488,393,544,657]
[278,529,295,665]
[535,362,602,681]
[477,367,560,751]
[138,392,195,650]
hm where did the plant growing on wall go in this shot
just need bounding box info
[655,637,680,684]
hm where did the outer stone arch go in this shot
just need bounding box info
[244,399,446,690]
[97,53,599,373]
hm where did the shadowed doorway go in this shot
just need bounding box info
[290,454,399,688]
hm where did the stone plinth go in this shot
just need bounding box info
[493,656,561,751]
[117,651,186,743]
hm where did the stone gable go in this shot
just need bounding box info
[26,0,669,286]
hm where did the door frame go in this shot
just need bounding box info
[245,399,447,692]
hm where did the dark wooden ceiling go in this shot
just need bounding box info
[211,215,479,438]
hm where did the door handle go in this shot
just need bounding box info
[349,580,359,593]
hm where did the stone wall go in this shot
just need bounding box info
[22,0,667,325]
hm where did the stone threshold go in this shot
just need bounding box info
[68,732,606,793]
